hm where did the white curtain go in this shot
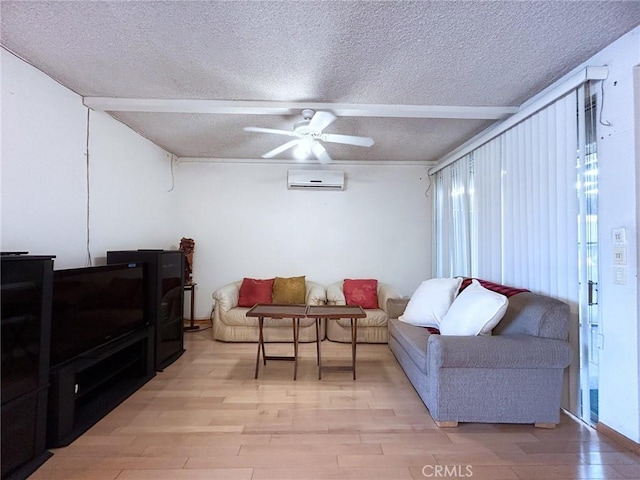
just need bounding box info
[501,91,579,303]
[470,138,503,282]
[435,156,472,277]
[434,90,579,306]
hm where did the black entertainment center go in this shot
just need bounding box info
[1,254,54,480]
[107,250,185,371]
[1,249,186,475]
[46,263,155,447]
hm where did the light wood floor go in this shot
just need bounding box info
[32,327,640,480]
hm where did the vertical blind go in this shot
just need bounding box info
[470,137,503,282]
[434,90,580,306]
[435,155,472,278]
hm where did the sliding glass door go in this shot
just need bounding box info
[578,87,600,425]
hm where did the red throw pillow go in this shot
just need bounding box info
[458,277,529,297]
[238,278,274,307]
[343,279,378,309]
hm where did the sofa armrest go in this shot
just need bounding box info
[306,281,327,305]
[326,281,346,305]
[387,298,409,320]
[428,334,573,369]
[212,281,241,312]
[378,283,401,312]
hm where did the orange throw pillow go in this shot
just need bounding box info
[237,278,274,307]
[344,279,378,309]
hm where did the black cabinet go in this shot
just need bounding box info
[46,327,154,447]
[1,255,54,480]
[107,250,185,370]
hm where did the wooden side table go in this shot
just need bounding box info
[246,304,309,380]
[307,305,366,380]
[183,283,199,331]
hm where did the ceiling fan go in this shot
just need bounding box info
[244,109,374,164]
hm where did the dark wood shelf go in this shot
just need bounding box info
[107,250,185,371]
[1,255,54,480]
[47,327,154,448]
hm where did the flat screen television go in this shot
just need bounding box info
[50,263,147,366]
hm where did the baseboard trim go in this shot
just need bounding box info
[597,422,640,454]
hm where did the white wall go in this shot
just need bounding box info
[587,28,640,443]
[175,161,432,318]
[1,49,178,269]
[2,49,87,268]
[87,111,179,264]
[633,65,640,446]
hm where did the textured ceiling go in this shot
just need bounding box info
[2,1,639,163]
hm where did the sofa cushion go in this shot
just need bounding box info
[493,291,570,340]
[388,318,432,375]
[399,277,462,328]
[272,276,306,304]
[343,279,378,309]
[220,306,253,326]
[336,307,387,328]
[440,280,508,336]
[238,277,274,307]
[220,307,316,328]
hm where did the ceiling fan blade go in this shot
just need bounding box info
[321,133,374,147]
[262,139,301,158]
[244,126,296,137]
[308,111,337,131]
[311,142,332,164]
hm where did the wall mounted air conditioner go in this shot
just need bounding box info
[287,169,345,190]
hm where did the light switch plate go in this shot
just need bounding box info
[613,246,627,265]
[613,227,626,245]
[613,266,627,285]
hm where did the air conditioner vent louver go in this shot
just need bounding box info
[287,169,345,190]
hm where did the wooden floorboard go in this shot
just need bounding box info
[32,328,640,480]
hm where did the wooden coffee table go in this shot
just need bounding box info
[246,304,309,380]
[307,305,366,380]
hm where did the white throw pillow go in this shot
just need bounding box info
[439,279,508,336]
[398,277,463,328]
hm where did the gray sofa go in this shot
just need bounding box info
[387,285,573,428]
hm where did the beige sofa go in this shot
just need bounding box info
[212,280,327,342]
[326,281,401,343]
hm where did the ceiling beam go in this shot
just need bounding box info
[83,98,518,120]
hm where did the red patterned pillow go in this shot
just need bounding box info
[238,278,274,307]
[343,279,378,309]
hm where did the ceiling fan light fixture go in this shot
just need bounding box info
[293,119,312,136]
[301,109,315,120]
[244,109,373,163]
[293,139,313,160]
